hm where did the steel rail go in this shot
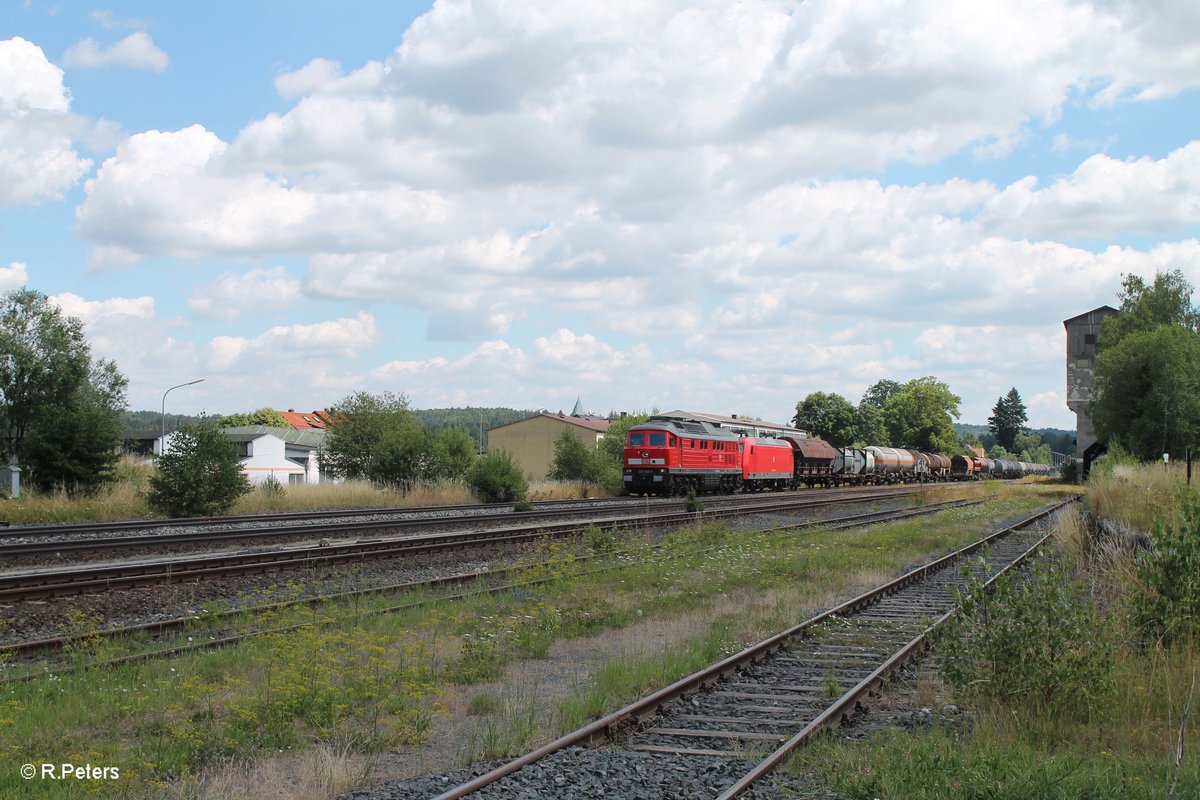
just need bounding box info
[0,484,920,540]
[428,497,1075,800]
[0,486,926,559]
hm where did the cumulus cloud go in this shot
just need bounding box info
[63,32,169,72]
[188,266,303,321]
[206,313,378,371]
[0,37,91,206]
[0,262,29,292]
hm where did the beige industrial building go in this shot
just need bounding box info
[487,412,611,480]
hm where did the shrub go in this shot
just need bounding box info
[147,422,251,517]
[465,450,528,503]
[1132,490,1200,644]
[937,556,1115,716]
[684,487,704,513]
[512,499,534,512]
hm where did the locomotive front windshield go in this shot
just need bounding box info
[648,433,667,446]
[628,431,669,447]
[629,433,644,446]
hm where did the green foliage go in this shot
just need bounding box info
[217,407,290,428]
[259,474,284,498]
[988,387,1028,451]
[853,402,889,446]
[684,487,704,513]
[1091,270,1200,461]
[860,379,901,409]
[938,557,1115,716]
[594,412,652,490]
[987,444,1016,460]
[321,391,417,481]
[1092,325,1200,461]
[321,393,478,487]
[1132,490,1200,644]
[512,499,535,512]
[147,421,252,517]
[882,376,961,453]
[792,391,857,446]
[465,450,529,503]
[22,371,125,492]
[548,428,602,482]
[0,289,128,491]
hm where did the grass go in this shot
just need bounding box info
[0,459,620,524]
[787,464,1200,799]
[0,481,1069,797]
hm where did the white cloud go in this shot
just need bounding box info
[275,58,344,99]
[205,313,378,371]
[63,32,168,72]
[50,291,155,323]
[0,37,91,206]
[188,266,303,321]
[0,262,29,292]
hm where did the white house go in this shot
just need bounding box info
[223,426,328,485]
[153,426,330,485]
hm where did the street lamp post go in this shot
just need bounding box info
[161,379,204,454]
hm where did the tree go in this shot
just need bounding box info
[219,407,290,428]
[427,427,477,480]
[792,391,857,446]
[881,376,961,453]
[1092,326,1200,460]
[320,391,421,480]
[0,289,127,490]
[987,388,1028,451]
[549,428,601,482]
[22,365,126,491]
[853,403,889,446]
[861,379,901,410]
[147,421,251,516]
[1091,270,1200,461]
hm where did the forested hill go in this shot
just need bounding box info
[953,423,1075,454]
[411,407,535,450]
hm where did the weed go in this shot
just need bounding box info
[937,556,1116,717]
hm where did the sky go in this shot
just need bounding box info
[2,1,1199,431]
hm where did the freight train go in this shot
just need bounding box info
[622,416,1052,495]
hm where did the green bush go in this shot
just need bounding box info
[1133,490,1200,644]
[465,450,528,503]
[937,556,1115,716]
[147,422,252,517]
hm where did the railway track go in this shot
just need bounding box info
[409,498,1074,800]
[0,497,986,683]
[0,487,938,600]
[0,486,927,560]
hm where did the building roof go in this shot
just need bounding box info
[278,409,332,429]
[221,425,328,448]
[1063,305,1118,327]
[660,409,805,437]
[487,412,611,434]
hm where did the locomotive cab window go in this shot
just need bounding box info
[629,433,645,446]
[649,433,667,446]
[669,437,677,446]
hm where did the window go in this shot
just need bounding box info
[701,440,708,450]
[629,433,645,446]
[1084,333,1096,345]
[649,433,667,446]
[669,437,677,446]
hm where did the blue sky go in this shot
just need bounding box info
[3,1,1198,431]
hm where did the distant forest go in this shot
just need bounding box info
[952,422,1075,456]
